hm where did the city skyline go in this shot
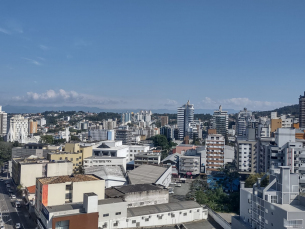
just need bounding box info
[1,1,305,110]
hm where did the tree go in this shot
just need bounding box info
[0,142,12,165]
[245,173,269,188]
[71,135,80,141]
[151,135,169,150]
[40,135,53,144]
[75,165,85,174]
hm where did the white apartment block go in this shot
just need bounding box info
[0,106,7,137]
[205,134,225,174]
[7,115,29,142]
[232,167,303,229]
[84,156,127,171]
[212,105,228,137]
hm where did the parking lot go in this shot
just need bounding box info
[0,163,37,229]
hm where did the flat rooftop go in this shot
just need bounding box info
[85,156,125,159]
[127,201,202,217]
[128,164,169,184]
[38,174,100,185]
[105,184,163,197]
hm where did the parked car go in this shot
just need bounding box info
[0,225,5,229]
[175,184,181,187]
[6,184,10,189]
[0,179,3,182]
[10,194,16,199]
[15,201,21,208]
[169,190,174,194]
[15,223,21,229]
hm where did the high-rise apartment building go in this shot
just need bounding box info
[103,119,117,130]
[0,106,7,137]
[205,134,225,174]
[177,101,194,140]
[7,115,29,142]
[121,112,131,125]
[212,105,228,137]
[160,116,169,126]
[237,108,252,136]
[300,91,305,128]
[29,119,38,134]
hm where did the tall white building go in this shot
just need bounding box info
[237,108,252,136]
[212,105,228,137]
[121,112,131,125]
[7,115,29,142]
[0,106,7,137]
[37,117,46,126]
[177,100,194,140]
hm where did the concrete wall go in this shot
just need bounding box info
[47,162,73,177]
[207,206,231,229]
[21,163,43,187]
[156,166,172,188]
[72,180,105,202]
[123,189,169,208]
[81,146,92,159]
[98,202,128,223]
[47,183,66,206]
[98,207,208,229]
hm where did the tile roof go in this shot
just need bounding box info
[38,174,100,185]
[26,185,36,194]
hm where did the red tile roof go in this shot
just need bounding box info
[26,185,36,194]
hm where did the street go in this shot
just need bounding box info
[0,165,36,229]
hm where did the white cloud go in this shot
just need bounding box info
[200,97,289,111]
[11,89,124,107]
[22,58,42,66]
[0,27,10,35]
[39,45,49,51]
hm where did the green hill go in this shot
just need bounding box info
[254,104,299,117]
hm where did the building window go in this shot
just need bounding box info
[140,202,144,205]
[115,212,121,215]
[55,220,69,229]
[103,214,109,217]
[183,213,187,216]
[271,196,277,203]
[145,218,149,222]
[132,220,136,224]
[113,222,118,227]
[70,158,73,161]
[128,204,132,207]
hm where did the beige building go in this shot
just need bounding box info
[47,152,83,172]
[47,143,93,172]
[29,119,38,134]
[271,118,282,134]
[64,142,92,158]
[35,174,105,215]
[205,134,225,173]
[12,157,73,187]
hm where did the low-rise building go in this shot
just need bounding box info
[105,183,169,207]
[134,152,161,168]
[35,174,105,226]
[83,156,127,171]
[84,165,127,188]
[128,165,172,188]
[12,157,73,187]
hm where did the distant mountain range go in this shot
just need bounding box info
[4,104,299,116]
[2,105,239,115]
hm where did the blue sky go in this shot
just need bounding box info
[0,1,305,111]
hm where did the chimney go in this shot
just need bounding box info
[257,178,261,188]
[240,181,245,189]
[83,193,98,213]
